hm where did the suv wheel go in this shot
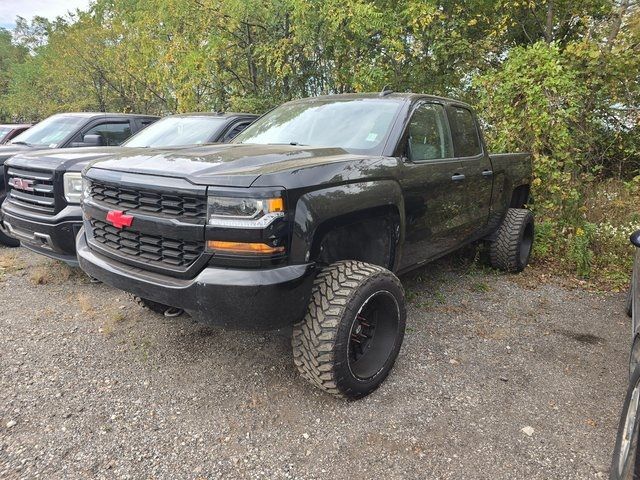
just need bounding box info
[292,260,406,399]
[489,208,534,273]
[133,296,183,317]
[0,229,20,248]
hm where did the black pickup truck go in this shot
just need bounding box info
[77,93,533,399]
[1,113,257,263]
[0,112,158,246]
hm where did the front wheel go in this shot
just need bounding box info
[0,228,20,248]
[292,260,406,400]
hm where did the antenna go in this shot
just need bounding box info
[379,85,394,97]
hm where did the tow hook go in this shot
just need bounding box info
[164,307,184,318]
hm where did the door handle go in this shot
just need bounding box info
[482,170,493,177]
[451,174,466,182]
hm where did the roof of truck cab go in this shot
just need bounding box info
[50,112,158,118]
[167,112,259,118]
[287,92,473,109]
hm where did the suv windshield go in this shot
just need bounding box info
[124,116,227,148]
[234,98,402,154]
[10,115,87,147]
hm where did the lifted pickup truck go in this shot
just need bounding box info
[77,93,533,399]
[0,112,158,246]
[1,113,257,263]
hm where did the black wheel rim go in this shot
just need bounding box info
[520,222,534,266]
[347,290,400,381]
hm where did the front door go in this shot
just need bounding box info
[398,102,467,270]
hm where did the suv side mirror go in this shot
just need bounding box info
[631,230,640,248]
[82,134,104,146]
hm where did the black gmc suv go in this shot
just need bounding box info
[1,113,257,264]
[77,93,533,399]
[0,112,158,246]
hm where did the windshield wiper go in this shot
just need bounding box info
[10,141,32,146]
[267,142,308,147]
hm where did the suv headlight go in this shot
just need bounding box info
[63,172,83,204]
[207,196,284,228]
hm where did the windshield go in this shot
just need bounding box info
[123,116,227,148]
[10,114,86,147]
[0,127,11,143]
[234,98,402,154]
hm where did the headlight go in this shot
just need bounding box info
[63,173,83,204]
[207,196,284,228]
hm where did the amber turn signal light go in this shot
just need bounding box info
[207,240,285,255]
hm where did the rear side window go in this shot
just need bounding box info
[406,103,453,161]
[447,106,482,157]
[84,122,132,146]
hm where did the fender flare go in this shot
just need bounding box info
[289,180,405,267]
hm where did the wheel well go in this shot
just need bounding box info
[510,184,530,208]
[311,207,400,270]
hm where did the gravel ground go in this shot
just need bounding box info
[0,246,630,479]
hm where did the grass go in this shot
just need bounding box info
[0,250,23,279]
[29,261,87,285]
[101,309,127,336]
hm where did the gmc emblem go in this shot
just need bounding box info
[8,178,34,192]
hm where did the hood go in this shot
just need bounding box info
[0,144,47,163]
[88,143,360,187]
[6,146,125,173]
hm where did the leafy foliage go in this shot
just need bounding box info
[0,0,638,285]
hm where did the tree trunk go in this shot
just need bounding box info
[545,0,554,43]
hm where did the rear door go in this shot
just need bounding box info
[398,101,467,269]
[446,105,493,240]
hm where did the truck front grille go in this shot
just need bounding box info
[6,167,56,214]
[90,181,207,221]
[90,219,204,268]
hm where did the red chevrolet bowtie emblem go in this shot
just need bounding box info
[106,210,133,229]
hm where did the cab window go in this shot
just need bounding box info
[447,106,482,157]
[84,122,132,146]
[223,121,252,142]
[406,103,453,161]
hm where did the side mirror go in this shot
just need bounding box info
[82,134,104,146]
[631,230,640,248]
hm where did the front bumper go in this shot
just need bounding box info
[76,230,316,330]
[1,202,82,266]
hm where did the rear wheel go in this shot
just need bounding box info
[488,208,534,273]
[133,296,183,317]
[292,260,406,399]
[0,229,20,248]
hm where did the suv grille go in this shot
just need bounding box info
[90,181,207,221]
[90,219,204,268]
[6,167,56,214]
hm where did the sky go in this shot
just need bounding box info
[0,0,91,30]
